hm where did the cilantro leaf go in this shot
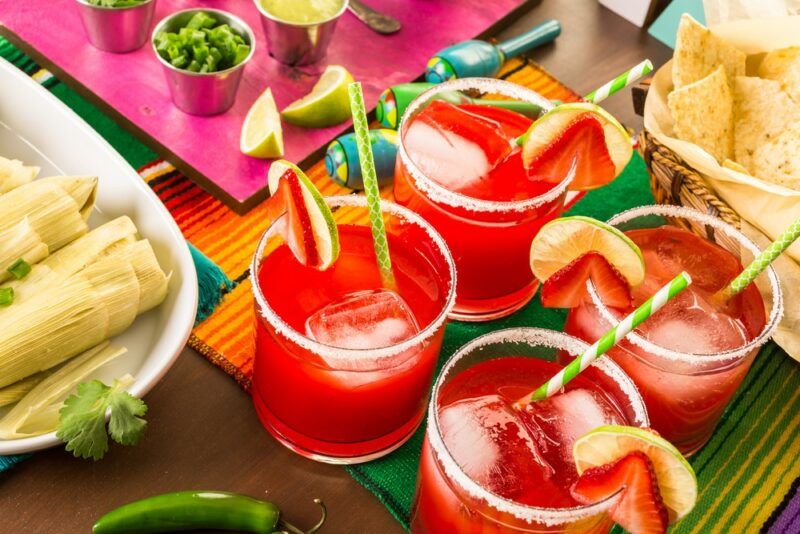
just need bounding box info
[108,389,147,446]
[56,379,147,460]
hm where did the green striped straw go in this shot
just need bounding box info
[516,59,653,145]
[348,82,395,286]
[584,59,653,104]
[518,271,692,405]
[721,217,800,299]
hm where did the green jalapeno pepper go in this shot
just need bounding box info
[92,491,326,534]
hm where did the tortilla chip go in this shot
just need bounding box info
[673,14,746,89]
[668,66,733,162]
[723,159,750,175]
[733,76,800,171]
[758,46,800,103]
[750,122,800,191]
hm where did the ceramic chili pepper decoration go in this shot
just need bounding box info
[325,129,398,190]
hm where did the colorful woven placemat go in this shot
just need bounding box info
[2,37,800,533]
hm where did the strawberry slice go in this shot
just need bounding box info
[540,251,632,309]
[267,160,340,270]
[526,113,617,190]
[416,100,513,166]
[281,168,320,267]
[572,451,669,534]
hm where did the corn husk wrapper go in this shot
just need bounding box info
[0,218,48,283]
[0,256,142,388]
[0,216,139,307]
[40,216,137,279]
[0,177,97,252]
[0,373,47,408]
[0,156,39,194]
[644,16,800,360]
[111,240,170,314]
[0,342,128,438]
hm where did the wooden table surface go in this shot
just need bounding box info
[1,2,672,532]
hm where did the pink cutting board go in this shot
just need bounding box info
[0,0,536,213]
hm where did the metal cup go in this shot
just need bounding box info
[75,0,157,53]
[151,8,256,116]
[253,0,348,66]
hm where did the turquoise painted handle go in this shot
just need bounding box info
[498,19,561,59]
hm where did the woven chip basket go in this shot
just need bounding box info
[633,83,742,253]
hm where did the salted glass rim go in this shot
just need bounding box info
[396,77,576,214]
[251,195,457,367]
[427,327,649,526]
[586,204,784,365]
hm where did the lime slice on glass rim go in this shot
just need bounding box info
[530,215,645,287]
[521,102,632,190]
[573,425,698,522]
[281,65,355,128]
[241,88,284,158]
[268,160,339,270]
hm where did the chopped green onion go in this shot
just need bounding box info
[155,12,250,73]
[7,258,31,280]
[0,288,13,306]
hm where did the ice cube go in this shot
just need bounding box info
[439,395,554,501]
[523,389,623,468]
[639,287,748,354]
[404,101,512,192]
[305,288,420,351]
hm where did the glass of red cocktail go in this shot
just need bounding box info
[251,195,456,464]
[564,205,783,455]
[395,78,573,322]
[411,328,649,533]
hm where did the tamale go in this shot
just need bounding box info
[0,373,47,408]
[0,156,39,194]
[0,249,164,386]
[0,342,128,439]
[0,180,94,251]
[37,175,97,221]
[111,240,170,314]
[41,216,138,277]
[0,218,48,283]
[81,257,140,338]
[0,274,110,388]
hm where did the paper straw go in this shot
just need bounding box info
[722,218,800,299]
[348,82,395,286]
[517,271,692,406]
[584,59,653,104]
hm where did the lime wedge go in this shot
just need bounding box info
[268,160,339,270]
[573,425,698,522]
[530,216,645,286]
[241,88,284,158]
[522,102,632,190]
[281,65,355,128]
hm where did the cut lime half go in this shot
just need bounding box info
[281,65,355,128]
[573,425,698,522]
[530,216,645,287]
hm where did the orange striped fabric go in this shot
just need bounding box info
[140,58,581,390]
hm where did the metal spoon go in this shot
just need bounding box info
[348,0,402,35]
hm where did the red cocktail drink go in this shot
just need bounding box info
[395,79,571,321]
[411,328,649,533]
[564,206,782,455]
[252,196,456,463]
